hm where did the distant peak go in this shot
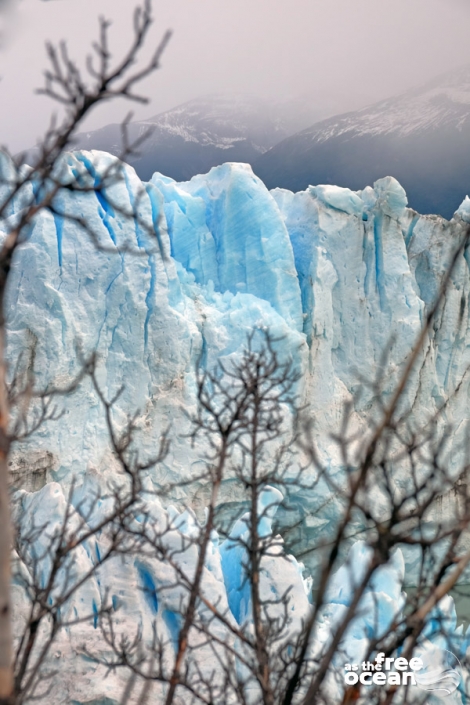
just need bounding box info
[298,65,470,142]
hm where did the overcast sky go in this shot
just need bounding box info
[1,0,470,152]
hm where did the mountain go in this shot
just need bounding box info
[254,65,470,219]
[65,93,338,183]
[22,91,365,184]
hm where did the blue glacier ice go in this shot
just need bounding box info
[6,154,469,495]
[5,150,470,702]
[7,156,467,495]
[13,479,469,704]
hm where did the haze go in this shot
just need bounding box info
[1,0,470,152]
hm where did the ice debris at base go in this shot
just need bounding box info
[4,150,470,701]
[13,482,470,704]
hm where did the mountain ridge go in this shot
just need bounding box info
[254,64,470,218]
[65,92,336,182]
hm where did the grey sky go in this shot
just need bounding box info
[1,0,470,152]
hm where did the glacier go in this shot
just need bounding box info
[7,152,470,550]
[5,150,470,703]
[7,156,469,486]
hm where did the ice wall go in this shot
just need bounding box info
[5,151,470,559]
[6,151,470,703]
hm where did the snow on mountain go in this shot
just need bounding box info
[254,65,470,219]
[81,94,289,152]
[140,94,290,150]
[64,93,324,183]
[299,65,470,141]
[25,91,357,185]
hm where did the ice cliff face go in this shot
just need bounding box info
[6,150,470,703]
[5,152,470,554]
[13,482,421,705]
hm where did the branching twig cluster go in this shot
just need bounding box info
[0,3,172,702]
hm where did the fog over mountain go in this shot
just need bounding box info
[64,92,345,182]
[2,0,470,153]
[254,65,470,219]
[47,65,470,219]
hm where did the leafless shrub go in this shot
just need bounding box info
[0,2,172,701]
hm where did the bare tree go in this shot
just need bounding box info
[86,287,470,705]
[7,289,470,705]
[0,2,172,701]
[78,330,303,705]
[9,358,171,704]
